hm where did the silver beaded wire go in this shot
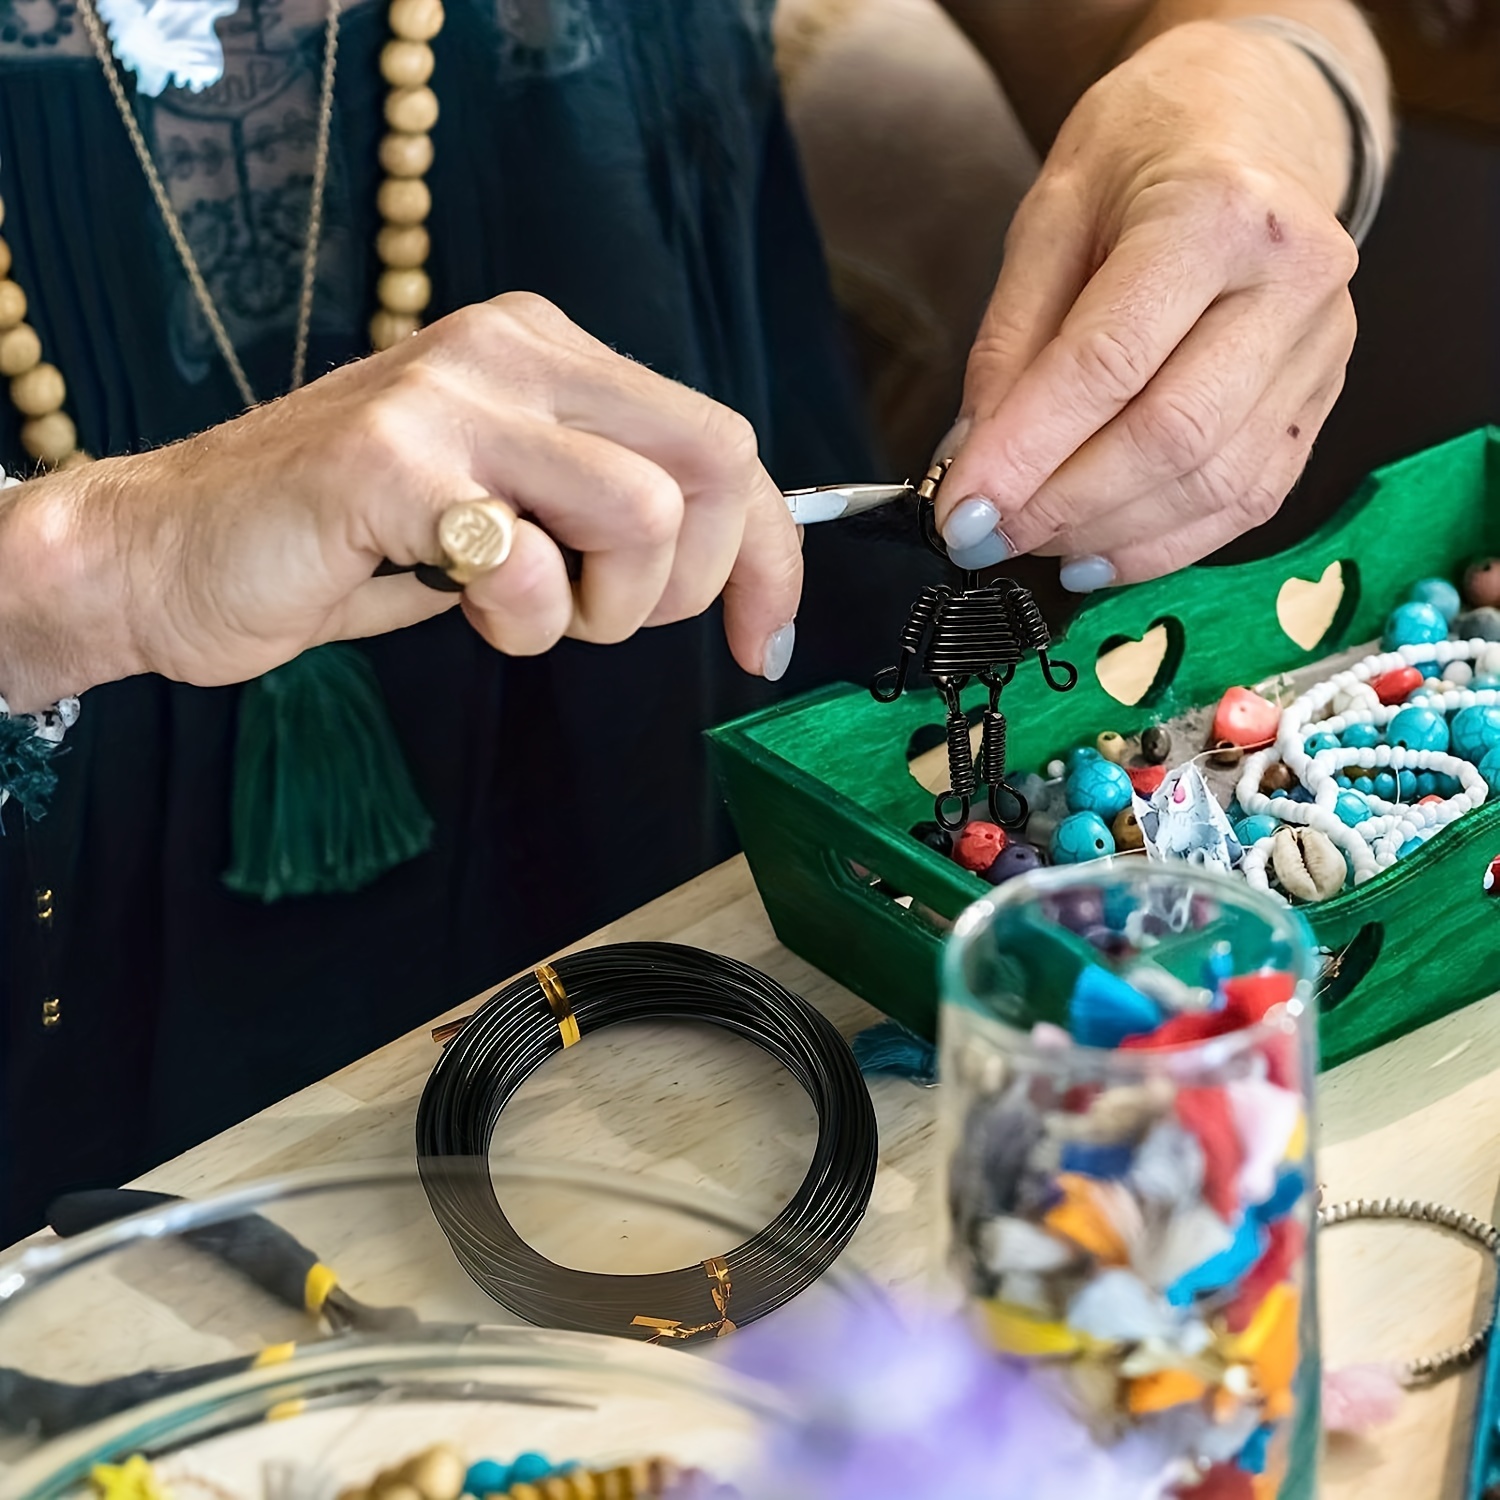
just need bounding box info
[1318,1196,1500,1385]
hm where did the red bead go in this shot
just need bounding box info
[1210,687,1280,750]
[1486,855,1500,894]
[952,821,1007,872]
[1175,1087,1244,1220]
[1128,763,1166,796]
[1419,794,1444,806]
[1372,666,1423,705]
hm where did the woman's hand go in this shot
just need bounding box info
[935,20,1364,590]
[0,293,802,710]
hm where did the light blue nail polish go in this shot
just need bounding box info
[763,621,796,682]
[941,496,1002,551]
[1059,556,1118,593]
[948,532,1015,572]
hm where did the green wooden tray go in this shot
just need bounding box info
[709,427,1500,1070]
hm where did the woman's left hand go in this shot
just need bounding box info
[934,19,1364,591]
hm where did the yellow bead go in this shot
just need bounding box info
[0,279,27,330]
[11,361,65,417]
[377,176,431,225]
[387,0,443,41]
[384,84,438,133]
[370,309,421,350]
[378,130,434,178]
[398,1446,466,1500]
[1095,731,1128,764]
[380,38,434,87]
[0,236,12,281]
[21,410,77,466]
[0,322,41,376]
[378,268,431,315]
[377,223,430,268]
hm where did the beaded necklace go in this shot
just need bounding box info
[0,0,446,468]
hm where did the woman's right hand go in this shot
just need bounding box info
[0,293,803,711]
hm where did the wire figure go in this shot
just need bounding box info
[872,460,1077,831]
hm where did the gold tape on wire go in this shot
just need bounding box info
[302,1261,338,1315]
[535,962,580,1048]
[251,1342,296,1369]
[630,1257,735,1343]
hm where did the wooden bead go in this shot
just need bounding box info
[376,176,431,225]
[384,84,439,134]
[21,410,77,466]
[0,194,7,230]
[11,361,65,417]
[398,1445,466,1500]
[378,130,434,178]
[0,322,42,376]
[376,223,430,268]
[370,309,421,350]
[0,279,28,330]
[0,236,12,281]
[378,268,431,315]
[380,38,434,87]
[387,0,443,41]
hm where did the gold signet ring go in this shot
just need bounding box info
[437,498,517,586]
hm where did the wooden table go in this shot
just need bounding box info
[123,857,1500,1498]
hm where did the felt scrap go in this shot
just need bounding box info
[1044,1174,1141,1264]
[1225,1283,1300,1412]
[1120,1008,1240,1051]
[1321,1362,1404,1434]
[1134,1202,1234,1290]
[1166,1213,1267,1307]
[1060,1141,1135,1179]
[1126,1367,1208,1414]
[1227,1078,1302,1207]
[979,1300,1086,1358]
[1067,1269,1178,1344]
[1068,965,1165,1049]
[1175,1087,1245,1219]
[1221,970,1297,1025]
[976,1216,1078,1275]
[1134,762,1244,873]
[1223,1219,1304,1334]
[1251,1168,1306,1226]
[1130,1121,1206,1206]
[1183,1465,1255,1499]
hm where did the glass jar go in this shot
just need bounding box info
[938,864,1320,1499]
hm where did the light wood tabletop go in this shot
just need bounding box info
[123,855,1500,1499]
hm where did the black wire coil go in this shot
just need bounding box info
[415,943,879,1344]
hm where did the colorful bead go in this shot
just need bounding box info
[1212,687,1281,750]
[954,821,1007,872]
[1382,601,1448,651]
[984,841,1044,885]
[1112,806,1144,851]
[1095,731,1128,764]
[1464,557,1500,610]
[1052,811,1115,864]
[465,1462,509,1496]
[1234,815,1278,845]
[1141,724,1172,764]
[1398,837,1424,857]
[1408,577,1461,623]
[1481,747,1500,795]
[1128,763,1167,796]
[1485,856,1500,894]
[509,1456,553,1487]
[911,820,954,856]
[1372,771,1397,800]
[1333,790,1371,826]
[1387,705,1449,755]
[1397,770,1417,802]
[1258,762,1295,794]
[1066,746,1101,774]
[1065,758,1133,820]
[1452,706,1500,763]
[1371,665,1423,704]
[1304,732,1340,755]
[1341,723,1380,750]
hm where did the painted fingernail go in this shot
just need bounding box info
[763,621,796,682]
[932,416,973,463]
[941,496,1003,552]
[948,530,1016,572]
[1059,555,1118,593]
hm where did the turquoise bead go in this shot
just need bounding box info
[1052,811,1115,863]
[1387,705,1450,754]
[1334,774,1352,788]
[509,1455,553,1485]
[465,1462,509,1496]
[1452,706,1500,763]
[1481,747,1500,795]
[1066,746,1101,774]
[1383,601,1448,651]
[1416,771,1439,798]
[1398,770,1417,801]
[1473,674,1500,690]
[1234,814,1278,844]
[1342,723,1380,750]
[1374,771,1398,800]
[1414,661,1440,680]
[1398,837,1425,858]
[1304,732,1341,755]
[1438,773,1462,796]
[1065,757,1133,820]
[1269,788,1288,800]
[1408,577,1462,623]
[1334,790,1371,825]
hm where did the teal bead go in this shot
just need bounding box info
[1269,788,1289,800]
[1452,706,1500,763]
[1414,661,1440,680]
[1383,601,1448,651]
[1398,770,1418,801]
[1342,723,1381,750]
[1065,757,1133,820]
[1234,814,1278,844]
[1334,774,1352,788]
[1374,771,1398,800]
[1473,674,1500,690]
[1388,705,1450,754]
[1416,771,1439,797]
[1408,577,1462,623]
[1481,747,1500,795]
[1305,732,1341,755]
[1066,746,1101,774]
[1398,837,1425,858]
[1052,811,1115,864]
[1438,773,1462,796]
[466,1462,509,1496]
[1334,790,1371,825]
[509,1455,553,1485]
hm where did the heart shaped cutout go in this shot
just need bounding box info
[1277,560,1352,653]
[1095,618,1184,707]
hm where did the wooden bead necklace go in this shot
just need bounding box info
[0,0,446,472]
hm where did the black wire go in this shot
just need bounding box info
[415,943,879,1344]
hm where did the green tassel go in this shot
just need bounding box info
[223,643,434,903]
[0,715,59,821]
